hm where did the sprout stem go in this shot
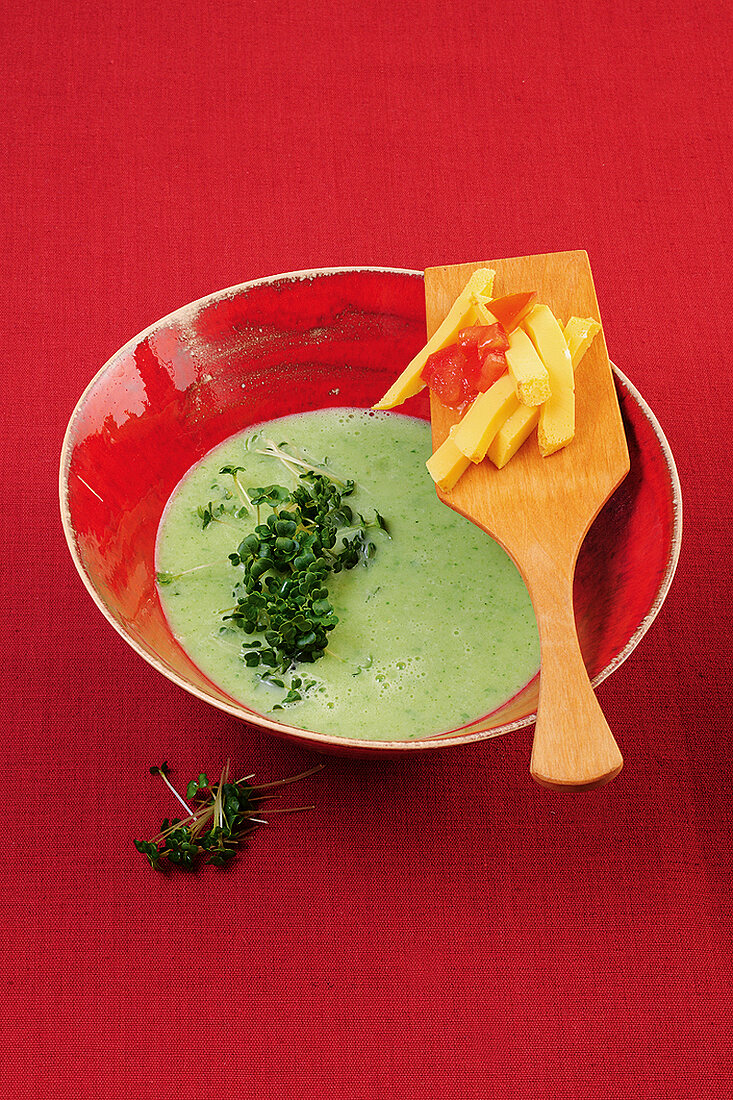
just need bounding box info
[233,473,253,511]
[155,769,193,816]
[251,764,324,790]
[254,438,348,487]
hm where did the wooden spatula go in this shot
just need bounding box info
[425,252,629,789]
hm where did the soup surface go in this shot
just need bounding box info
[156,409,539,740]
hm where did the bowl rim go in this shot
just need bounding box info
[59,266,683,752]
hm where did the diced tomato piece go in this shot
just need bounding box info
[457,323,509,355]
[421,345,478,410]
[456,344,484,390]
[484,291,538,332]
[477,324,509,356]
[475,351,507,392]
[456,325,486,351]
[455,323,509,389]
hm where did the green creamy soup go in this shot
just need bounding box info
[156,409,539,740]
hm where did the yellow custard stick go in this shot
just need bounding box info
[487,317,600,468]
[504,326,551,407]
[473,299,499,326]
[563,315,602,364]
[522,304,574,456]
[372,268,496,409]
[426,373,520,490]
[451,373,519,463]
[425,428,471,491]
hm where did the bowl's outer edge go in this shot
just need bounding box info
[59,268,683,755]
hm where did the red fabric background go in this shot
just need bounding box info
[3,0,731,1096]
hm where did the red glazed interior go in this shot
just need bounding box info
[60,268,681,753]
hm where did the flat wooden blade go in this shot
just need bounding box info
[425,251,629,558]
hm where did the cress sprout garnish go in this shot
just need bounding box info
[134,760,323,871]
[158,437,391,707]
[225,470,388,675]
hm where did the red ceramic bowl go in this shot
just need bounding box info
[59,268,682,754]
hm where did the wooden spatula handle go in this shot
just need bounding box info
[527,557,623,789]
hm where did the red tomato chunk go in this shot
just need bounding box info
[421,345,477,410]
[473,350,507,392]
[481,291,537,332]
[422,322,511,409]
[457,322,509,356]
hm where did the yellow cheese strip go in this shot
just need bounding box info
[563,316,601,363]
[474,299,499,326]
[522,304,574,456]
[504,326,551,407]
[486,404,540,470]
[372,268,496,409]
[487,317,600,469]
[451,373,518,463]
[425,428,471,491]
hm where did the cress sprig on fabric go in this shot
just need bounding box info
[134,761,323,871]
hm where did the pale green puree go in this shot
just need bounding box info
[156,409,539,740]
